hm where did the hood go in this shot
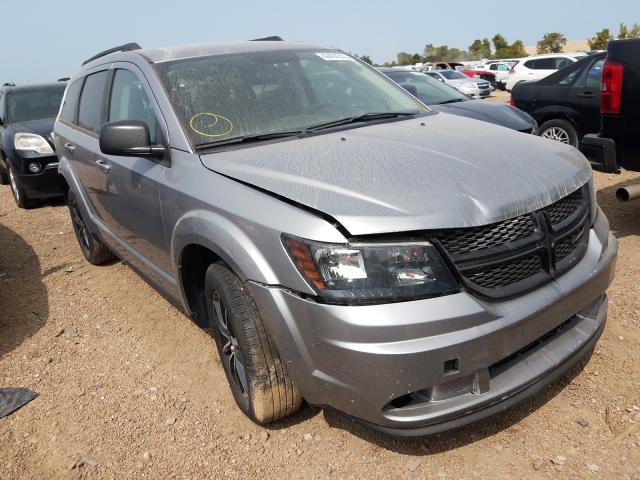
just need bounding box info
[7,118,56,146]
[430,100,535,131]
[200,113,591,236]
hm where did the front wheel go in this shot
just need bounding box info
[539,119,579,147]
[8,164,37,209]
[205,262,302,424]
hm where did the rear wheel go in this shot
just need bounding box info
[539,119,579,147]
[68,189,115,265]
[204,262,302,424]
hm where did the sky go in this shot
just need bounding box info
[1,0,638,83]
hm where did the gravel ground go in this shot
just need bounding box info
[1,104,639,478]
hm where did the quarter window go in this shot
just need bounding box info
[78,71,109,133]
[585,59,604,89]
[108,69,158,143]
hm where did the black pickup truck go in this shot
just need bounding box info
[583,38,640,200]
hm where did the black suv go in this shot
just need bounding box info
[511,52,605,148]
[0,82,68,208]
[584,38,640,185]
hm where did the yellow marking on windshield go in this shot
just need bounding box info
[189,112,234,137]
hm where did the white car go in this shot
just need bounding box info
[505,53,587,92]
[481,62,513,90]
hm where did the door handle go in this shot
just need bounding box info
[577,92,594,98]
[95,159,110,173]
[64,143,76,154]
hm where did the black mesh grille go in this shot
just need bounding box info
[467,256,544,289]
[543,190,583,226]
[438,215,535,256]
[555,230,584,262]
[435,186,590,299]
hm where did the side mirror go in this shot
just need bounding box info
[99,120,165,159]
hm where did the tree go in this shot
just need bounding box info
[423,44,466,62]
[618,22,640,39]
[396,52,423,65]
[492,34,509,52]
[509,40,527,58]
[468,38,492,60]
[588,28,613,50]
[358,54,373,65]
[537,32,567,54]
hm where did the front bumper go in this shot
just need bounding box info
[249,211,617,435]
[14,159,66,199]
[461,86,491,99]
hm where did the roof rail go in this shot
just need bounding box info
[57,77,70,82]
[82,42,142,66]
[250,36,283,41]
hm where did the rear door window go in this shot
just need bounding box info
[77,71,109,133]
[555,57,573,69]
[59,79,83,124]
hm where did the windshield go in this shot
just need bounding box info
[438,70,468,80]
[387,72,468,105]
[155,49,426,146]
[7,87,65,123]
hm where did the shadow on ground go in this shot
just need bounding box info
[597,174,640,239]
[322,351,592,454]
[0,222,48,357]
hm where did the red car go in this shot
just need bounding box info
[461,67,497,87]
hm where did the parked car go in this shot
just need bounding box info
[379,68,536,132]
[505,53,588,92]
[583,38,640,200]
[461,67,497,88]
[0,82,67,208]
[55,40,616,436]
[478,62,513,90]
[423,70,492,98]
[511,52,605,147]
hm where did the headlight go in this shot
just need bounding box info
[283,236,458,304]
[14,133,54,155]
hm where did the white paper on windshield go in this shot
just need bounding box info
[315,52,355,62]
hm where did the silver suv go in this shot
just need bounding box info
[54,41,617,436]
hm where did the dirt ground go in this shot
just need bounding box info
[1,100,639,478]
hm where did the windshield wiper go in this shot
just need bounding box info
[438,98,467,105]
[305,111,420,132]
[195,130,306,151]
[194,112,421,151]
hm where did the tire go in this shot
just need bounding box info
[539,119,579,148]
[7,164,37,209]
[205,262,302,424]
[67,189,115,265]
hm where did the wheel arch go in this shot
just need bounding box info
[172,210,287,326]
[534,106,582,136]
